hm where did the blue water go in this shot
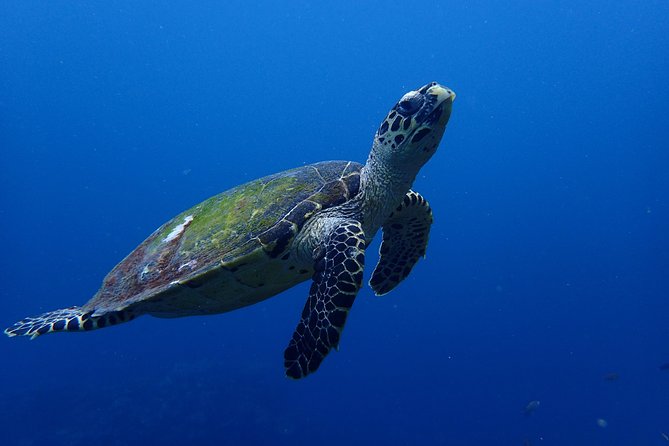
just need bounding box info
[1,1,667,445]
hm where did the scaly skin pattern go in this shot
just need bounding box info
[284,220,366,378]
[369,190,433,295]
[4,307,136,339]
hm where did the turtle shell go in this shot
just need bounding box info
[84,160,362,316]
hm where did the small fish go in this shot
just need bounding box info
[603,372,619,381]
[661,432,669,442]
[524,400,540,416]
[660,363,669,371]
[597,418,608,428]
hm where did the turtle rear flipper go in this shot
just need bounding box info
[4,306,135,339]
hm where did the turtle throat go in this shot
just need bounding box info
[355,142,422,240]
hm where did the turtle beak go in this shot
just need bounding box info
[427,83,456,105]
[421,84,455,127]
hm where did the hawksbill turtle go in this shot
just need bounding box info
[5,82,455,379]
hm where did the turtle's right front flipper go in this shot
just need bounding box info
[284,220,366,379]
[5,306,135,339]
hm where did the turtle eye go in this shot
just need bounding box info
[397,92,424,116]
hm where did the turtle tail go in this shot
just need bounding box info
[4,306,135,339]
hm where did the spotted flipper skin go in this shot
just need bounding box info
[370,191,433,296]
[284,220,366,379]
[4,306,135,339]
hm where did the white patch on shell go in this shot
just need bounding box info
[163,215,194,243]
[178,260,198,272]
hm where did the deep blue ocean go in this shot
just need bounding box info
[1,1,667,445]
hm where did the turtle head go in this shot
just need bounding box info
[372,82,455,170]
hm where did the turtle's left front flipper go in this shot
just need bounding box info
[284,220,365,379]
[370,191,433,295]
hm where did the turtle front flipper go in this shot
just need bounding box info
[284,220,366,379]
[5,306,135,339]
[370,190,433,296]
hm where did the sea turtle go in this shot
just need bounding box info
[5,82,455,378]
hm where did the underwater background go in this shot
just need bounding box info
[1,1,667,445]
